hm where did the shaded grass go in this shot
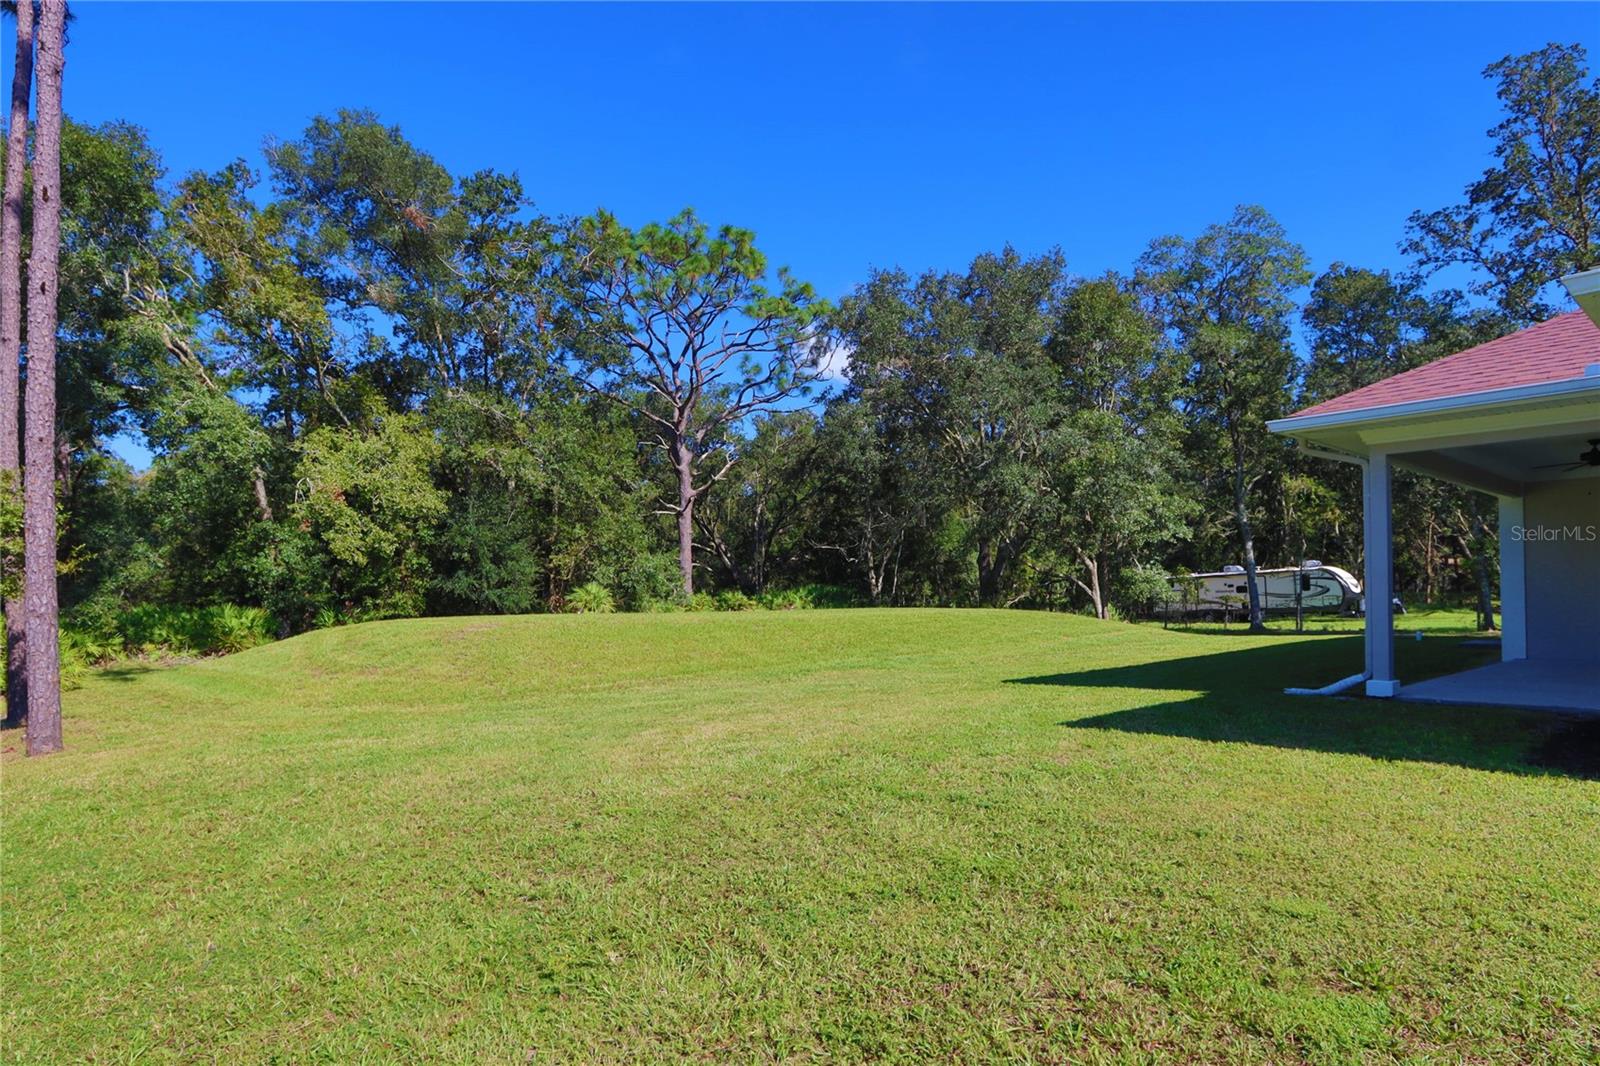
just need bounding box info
[1141,605,1488,637]
[2,609,1597,1063]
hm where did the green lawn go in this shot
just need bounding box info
[3,609,1596,1063]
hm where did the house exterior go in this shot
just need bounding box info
[1267,270,1600,713]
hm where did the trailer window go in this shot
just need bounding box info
[1301,574,1312,592]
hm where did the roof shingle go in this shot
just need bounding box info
[1287,310,1600,420]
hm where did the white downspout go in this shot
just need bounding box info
[1285,671,1368,697]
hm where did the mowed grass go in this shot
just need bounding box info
[2,609,1597,1064]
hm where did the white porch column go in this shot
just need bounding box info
[1363,452,1399,697]
[1498,495,1527,661]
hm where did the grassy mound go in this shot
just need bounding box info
[3,610,1596,1062]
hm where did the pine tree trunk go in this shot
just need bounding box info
[673,439,695,597]
[22,0,64,757]
[0,0,34,730]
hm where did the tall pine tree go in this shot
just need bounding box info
[22,0,63,756]
[1,0,34,728]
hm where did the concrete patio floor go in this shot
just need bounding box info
[1399,658,1600,715]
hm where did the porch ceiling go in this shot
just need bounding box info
[1431,431,1600,485]
[1271,388,1600,496]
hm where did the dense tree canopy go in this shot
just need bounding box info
[1,37,1594,662]
[1405,43,1600,322]
[1137,205,1311,629]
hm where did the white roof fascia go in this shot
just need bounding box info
[1564,267,1600,328]
[1564,266,1600,297]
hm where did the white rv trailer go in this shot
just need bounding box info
[1163,562,1362,619]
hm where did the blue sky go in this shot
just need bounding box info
[25,2,1600,465]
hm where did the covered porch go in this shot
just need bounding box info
[1354,418,1600,712]
[1399,658,1600,715]
[1270,271,1600,714]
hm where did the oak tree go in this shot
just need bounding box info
[1138,205,1309,631]
[1405,43,1600,322]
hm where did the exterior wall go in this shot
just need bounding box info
[1521,479,1600,663]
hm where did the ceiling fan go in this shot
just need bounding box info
[1533,438,1600,472]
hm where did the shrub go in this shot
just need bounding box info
[57,638,93,692]
[62,628,123,666]
[116,603,275,657]
[11,602,277,694]
[566,582,616,614]
[118,604,203,653]
[602,552,684,612]
[0,625,105,694]
[207,604,276,653]
[758,588,807,610]
[62,596,122,642]
[758,584,860,610]
[0,601,280,694]
[637,597,683,613]
[714,590,758,611]
[1116,564,1173,621]
[809,584,861,609]
[685,592,717,612]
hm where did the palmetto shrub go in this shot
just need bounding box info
[4,603,277,694]
[565,582,616,614]
[116,604,275,657]
[57,628,124,689]
[206,604,276,654]
[714,590,758,611]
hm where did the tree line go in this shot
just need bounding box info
[2,14,1596,754]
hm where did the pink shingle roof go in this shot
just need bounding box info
[1288,311,1600,420]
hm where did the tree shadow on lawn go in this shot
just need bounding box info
[93,663,164,683]
[1008,634,1599,779]
[0,666,159,739]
